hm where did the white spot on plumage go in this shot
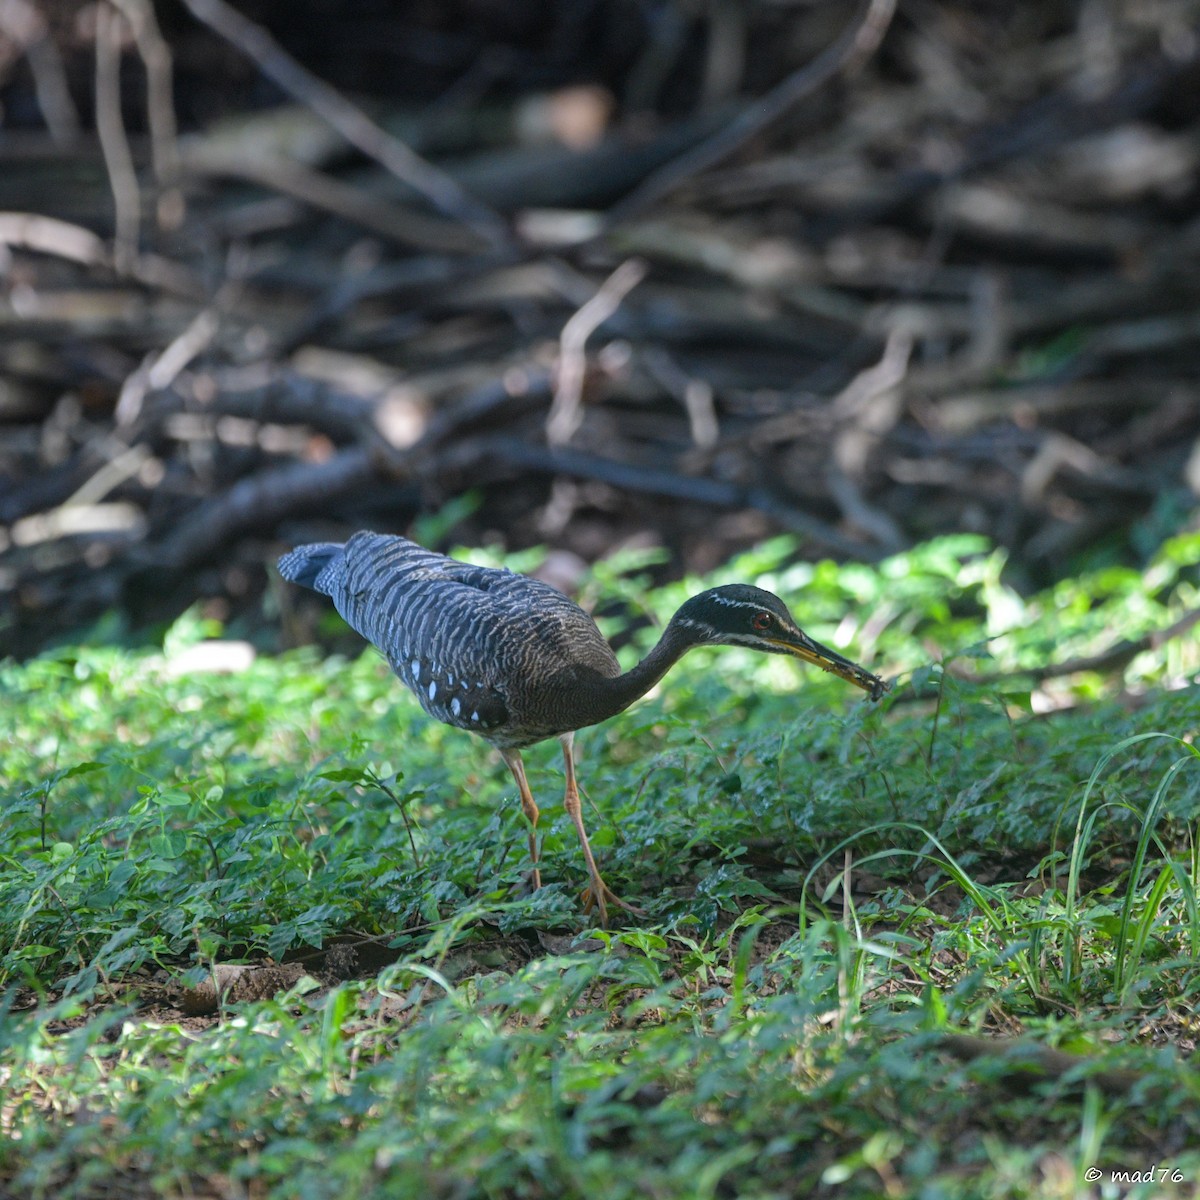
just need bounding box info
[410,659,420,680]
[451,697,461,716]
[471,711,480,722]
[428,680,437,700]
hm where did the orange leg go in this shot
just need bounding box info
[501,748,541,890]
[560,733,645,927]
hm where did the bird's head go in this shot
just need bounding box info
[670,585,889,700]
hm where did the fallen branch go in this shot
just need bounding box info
[179,0,512,251]
[458,436,880,560]
[603,0,896,225]
[150,446,375,570]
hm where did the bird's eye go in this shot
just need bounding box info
[752,612,772,631]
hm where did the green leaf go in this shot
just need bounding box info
[317,768,371,784]
[61,761,105,780]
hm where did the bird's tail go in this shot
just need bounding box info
[277,542,345,593]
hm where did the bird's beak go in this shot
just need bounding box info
[772,630,890,701]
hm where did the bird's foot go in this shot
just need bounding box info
[581,879,646,927]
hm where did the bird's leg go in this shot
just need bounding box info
[559,734,645,927]
[501,748,541,890]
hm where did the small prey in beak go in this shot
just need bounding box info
[772,629,890,701]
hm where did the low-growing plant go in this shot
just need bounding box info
[2,533,1199,1198]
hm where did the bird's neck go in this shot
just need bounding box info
[583,623,693,724]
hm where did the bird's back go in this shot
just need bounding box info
[279,532,621,746]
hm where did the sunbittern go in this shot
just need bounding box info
[279,531,888,925]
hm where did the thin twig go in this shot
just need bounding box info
[179,148,483,253]
[110,0,184,229]
[95,2,141,271]
[0,212,108,264]
[0,212,202,297]
[372,774,423,868]
[178,0,512,251]
[62,441,152,508]
[0,0,81,143]
[115,307,220,425]
[603,0,896,225]
[547,259,647,445]
[642,347,720,449]
[926,666,946,767]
